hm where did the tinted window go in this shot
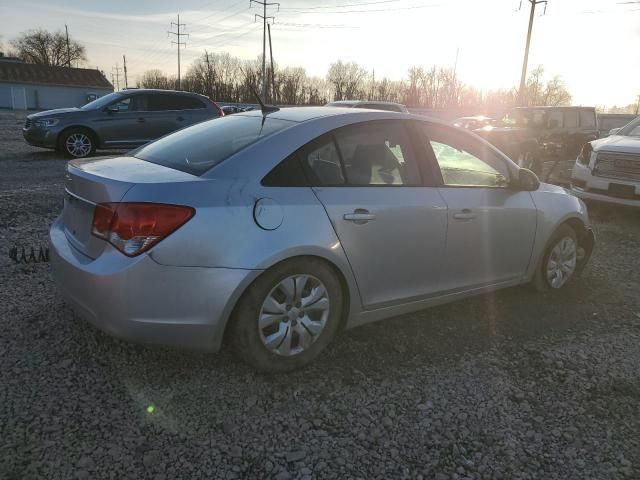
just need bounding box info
[579,110,596,128]
[134,115,292,176]
[301,137,345,185]
[111,96,132,112]
[81,92,123,110]
[564,110,578,128]
[547,111,563,129]
[334,122,421,185]
[146,94,203,111]
[359,103,402,112]
[262,155,308,186]
[424,126,509,188]
[180,96,206,109]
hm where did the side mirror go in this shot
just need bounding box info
[513,168,540,191]
[608,127,621,136]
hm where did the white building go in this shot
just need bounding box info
[0,57,113,110]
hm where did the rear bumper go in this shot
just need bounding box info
[49,217,257,351]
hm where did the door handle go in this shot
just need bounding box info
[343,209,376,224]
[176,116,185,121]
[137,117,145,123]
[453,209,476,221]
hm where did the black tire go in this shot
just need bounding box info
[534,224,578,292]
[58,128,96,158]
[231,257,344,372]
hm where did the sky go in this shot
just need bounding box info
[1,0,639,107]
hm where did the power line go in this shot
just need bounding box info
[518,0,547,106]
[122,55,128,89]
[112,65,122,90]
[279,0,400,10]
[65,25,71,68]
[250,0,280,100]
[168,14,188,89]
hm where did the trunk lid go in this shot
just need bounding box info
[63,156,197,258]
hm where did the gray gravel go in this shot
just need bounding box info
[1,110,640,480]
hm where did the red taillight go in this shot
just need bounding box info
[91,203,194,257]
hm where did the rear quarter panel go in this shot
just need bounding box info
[122,178,363,325]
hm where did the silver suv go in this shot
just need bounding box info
[23,89,223,158]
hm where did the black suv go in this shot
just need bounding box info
[23,89,224,158]
[472,106,599,175]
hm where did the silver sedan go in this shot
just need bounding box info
[50,107,595,371]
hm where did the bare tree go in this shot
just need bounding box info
[327,61,367,101]
[522,66,571,106]
[138,69,171,89]
[11,29,86,67]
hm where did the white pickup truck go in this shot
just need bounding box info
[571,116,640,207]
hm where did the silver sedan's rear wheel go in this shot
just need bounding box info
[259,274,330,356]
[231,258,344,372]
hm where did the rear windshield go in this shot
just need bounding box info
[133,114,293,175]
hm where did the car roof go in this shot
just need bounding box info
[123,88,207,98]
[328,100,406,107]
[232,106,408,123]
[511,106,595,111]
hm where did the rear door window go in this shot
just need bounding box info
[547,111,563,129]
[133,114,292,176]
[564,110,578,128]
[579,110,596,128]
[148,94,202,111]
[334,121,421,185]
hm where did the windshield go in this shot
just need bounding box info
[618,116,640,136]
[80,92,123,110]
[133,114,294,175]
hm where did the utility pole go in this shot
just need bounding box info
[112,65,122,91]
[267,22,276,103]
[250,0,279,100]
[518,0,547,106]
[65,25,71,68]
[122,55,128,89]
[168,14,188,90]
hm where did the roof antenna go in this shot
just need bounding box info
[250,86,279,115]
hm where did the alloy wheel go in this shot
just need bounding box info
[546,236,577,288]
[65,133,92,158]
[258,274,330,356]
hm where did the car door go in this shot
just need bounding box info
[307,120,448,308]
[146,93,192,139]
[416,123,537,292]
[95,95,151,146]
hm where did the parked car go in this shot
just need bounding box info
[571,115,640,207]
[50,107,594,371]
[474,106,599,175]
[23,89,224,158]
[596,113,637,138]
[325,100,409,113]
[221,105,244,115]
[453,115,498,130]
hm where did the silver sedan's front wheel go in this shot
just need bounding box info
[259,275,330,356]
[535,224,579,291]
[546,236,577,288]
[232,258,343,372]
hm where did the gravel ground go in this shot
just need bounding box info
[1,110,639,480]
